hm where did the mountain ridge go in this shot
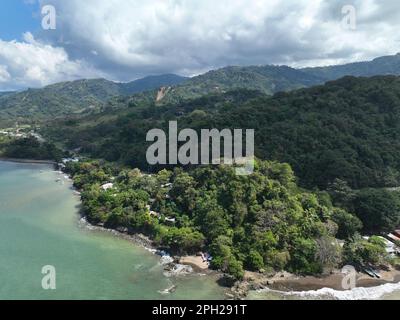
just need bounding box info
[0,74,188,125]
[42,75,400,190]
[3,53,400,125]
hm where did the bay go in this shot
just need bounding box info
[0,160,226,300]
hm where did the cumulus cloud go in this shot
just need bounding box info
[2,0,400,89]
[0,32,104,90]
[35,0,400,78]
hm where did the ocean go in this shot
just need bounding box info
[0,160,226,300]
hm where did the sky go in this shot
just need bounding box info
[0,0,399,90]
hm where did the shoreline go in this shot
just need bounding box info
[55,164,400,300]
[77,215,156,252]
[59,168,223,277]
[0,157,57,165]
[76,215,223,282]
[8,159,400,300]
[76,197,400,300]
[230,269,400,299]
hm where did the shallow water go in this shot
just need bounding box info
[0,161,226,300]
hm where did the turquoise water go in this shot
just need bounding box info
[0,161,226,300]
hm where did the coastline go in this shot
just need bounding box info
[7,159,399,300]
[76,214,225,291]
[75,187,400,300]
[60,168,222,277]
[0,157,56,165]
[230,269,400,299]
[77,215,156,252]
[57,164,400,300]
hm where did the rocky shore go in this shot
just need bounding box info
[78,216,155,248]
[229,269,400,299]
[61,165,400,300]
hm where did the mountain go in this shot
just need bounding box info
[153,65,323,104]
[301,53,400,81]
[0,91,14,97]
[118,74,188,95]
[0,74,187,125]
[4,53,400,126]
[42,75,400,190]
[0,79,119,125]
[134,53,400,105]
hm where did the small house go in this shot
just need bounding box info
[101,183,114,191]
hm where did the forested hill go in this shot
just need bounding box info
[141,53,400,105]
[153,65,324,104]
[0,65,323,124]
[3,53,400,126]
[214,75,400,189]
[0,74,187,125]
[43,76,400,190]
[0,91,14,97]
[302,53,400,81]
[118,74,188,95]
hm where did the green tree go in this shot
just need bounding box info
[246,250,264,271]
[343,235,386,267]
[353,189,400,233]
[331,208,363,239]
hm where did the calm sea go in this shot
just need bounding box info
[0,160,225,300]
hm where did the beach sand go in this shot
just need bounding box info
[179,256,209,271]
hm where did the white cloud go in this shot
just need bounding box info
[3,0,400,89]
[0,32,104,90]
[36,0,399,78]
[0,65,11,83]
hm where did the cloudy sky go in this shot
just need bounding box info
[0,0,399,90]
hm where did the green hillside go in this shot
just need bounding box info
[302,53,400,81]
[141,53,400,105]
[0,75,187,125]
[3,53,400,127]
[42,76,400,190]
[153,65,323,104]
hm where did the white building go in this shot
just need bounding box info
[101,183,114,191]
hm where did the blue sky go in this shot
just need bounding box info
[0,0,40,41]
[0,0,399,91]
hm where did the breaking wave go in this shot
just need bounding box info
[255,282,400,300]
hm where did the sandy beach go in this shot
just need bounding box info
[179,256,209,271]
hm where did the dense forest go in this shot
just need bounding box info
[0,75,187,126]
[3,66,400,279]
[302,53,400,81]
[64,159,396,280]
[44,76,400,190]
[0,136,63,161]
[2,134,398,278]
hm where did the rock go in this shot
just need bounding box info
[250,283,264,290]
[116,227,128,233]
[163,264,193,277]
[160,255,174,266]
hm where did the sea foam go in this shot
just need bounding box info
[256,282,400,300]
